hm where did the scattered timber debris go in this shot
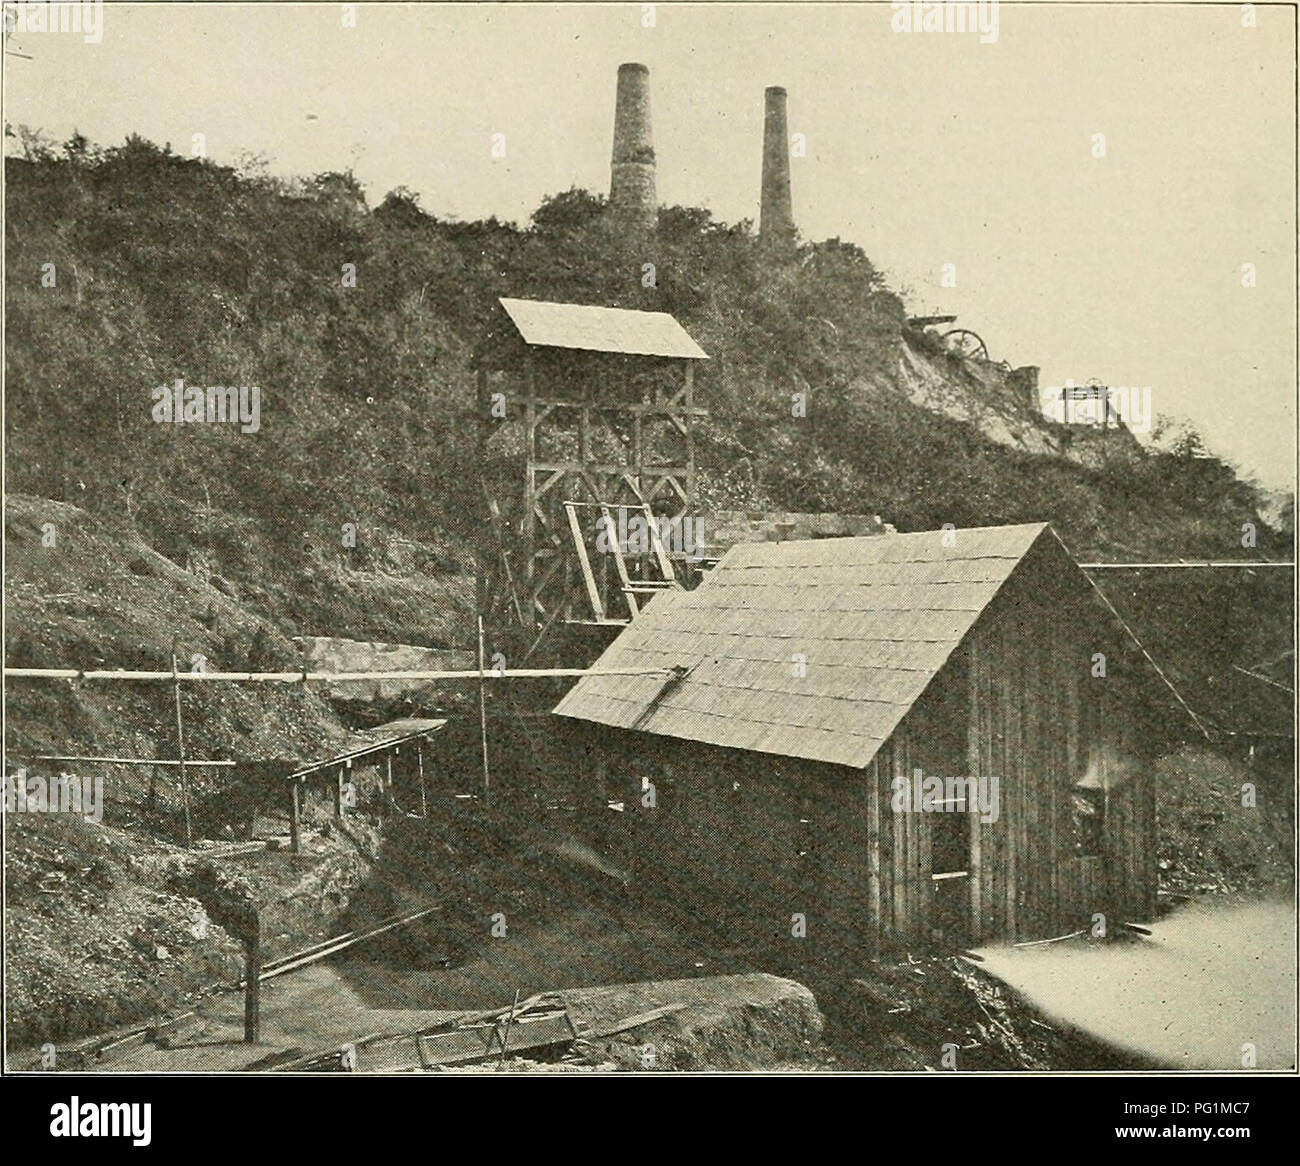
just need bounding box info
[269,994,579,1071]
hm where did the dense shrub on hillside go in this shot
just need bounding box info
[3,134,1291,652]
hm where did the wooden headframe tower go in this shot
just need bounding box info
[476,297,709,664]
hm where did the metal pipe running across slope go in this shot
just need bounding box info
[1079,561,1294,569]
[3,666,675,683]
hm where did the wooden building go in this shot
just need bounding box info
[555,523,1192,949]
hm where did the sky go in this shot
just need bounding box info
[4,1,1296,490]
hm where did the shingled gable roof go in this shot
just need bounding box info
[553,522,1059,769]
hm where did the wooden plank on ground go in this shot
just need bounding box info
[586,1003,687,1039]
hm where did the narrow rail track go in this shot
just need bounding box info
[55,903,442,1066]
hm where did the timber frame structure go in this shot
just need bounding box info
[475,298,709,663]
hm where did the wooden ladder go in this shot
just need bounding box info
[562,500,680,623]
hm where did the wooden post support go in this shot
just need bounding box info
[478,615,491,807]
[289,779,301,854]
[966,644,983,945]
[417,741,427,818]
[566,501,606,621]
[524,360,538,592]
[243,910,261,1044]
[334,766,344,818]
[684,361,696,503]
[171,648,193,850]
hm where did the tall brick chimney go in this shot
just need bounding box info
[610,62,657,232]
[760,86,795,243]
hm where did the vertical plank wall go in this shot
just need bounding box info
[578,535,1158,953]
[959,540,1157,942]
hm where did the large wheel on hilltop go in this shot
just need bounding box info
[941,328,989,362]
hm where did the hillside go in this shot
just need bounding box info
[3,491,369,850]
[2,136,1293,1060]
[3,137,1293,732]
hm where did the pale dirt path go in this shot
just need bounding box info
[973,898,1296,1070]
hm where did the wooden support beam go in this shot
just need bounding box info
[565,501,606,620]
[1002,626,1019,941]
[244,924,261,1044]
[866,756,881,936]
[632,412,643,487]
[476,367,490,434]
[533,467,567,500]
[171,648,193,851]
[289,780,301,854]
[524,358,538,593]
[641,503,678,584]
[684,361,697,504]
[478,616,491,807]
[600,504,639,619]
[966,644,983,945]
[529,461,691,477]
[891,739,906,936]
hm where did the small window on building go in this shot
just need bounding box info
[930,801,970,876]
[1071,787,1105,858]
